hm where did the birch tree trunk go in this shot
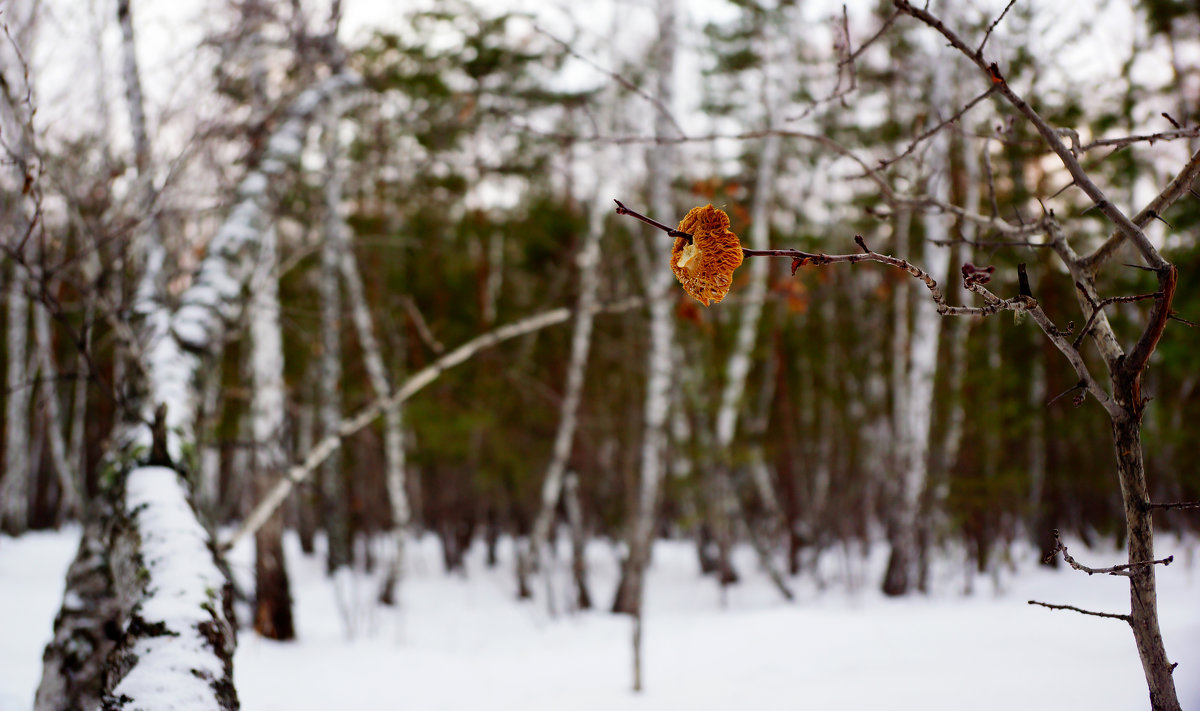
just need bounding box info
[117,0,166,319]
[2,251,31,533]
[882,63,951,595]
[0,29,35,532]
[329,183,409,607]
[523,195,605,606]
[922,131,979,588]
[617,0,677,695]
[35,71,359,711]
[249,224,295,640]
[563,471,592,610]
[319,110,351,575]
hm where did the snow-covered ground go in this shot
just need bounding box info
[3,528,1199,711]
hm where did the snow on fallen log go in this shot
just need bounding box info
[34,466,237,711]
[103,466,237,711]
[37,70,363,711]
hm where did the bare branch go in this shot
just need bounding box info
[1044,529,1173,577]
[976,0,1017,56]
[1027,600,1131,623]
[533,24,686,140]
[1084,147,1200,271]
[893,0,1168,272]
[1079,127,1200,153]
[613,200,693,243]
[868,86,996,173]
[1046,380,1087,407]
[841,10,900,69]
[222,298,643,550]
[401,294,445,354]
[1146,501,1200,512]
[1072,285,1164,350]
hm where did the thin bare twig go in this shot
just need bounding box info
[1079,127,1200,153]
[869,86,997,173]
[1146,501,1200,512]
[614,202,1118,415]
[842,9,900,68]
[1084,147,1200,271]
[1044,529,1173,577]
[1027,600,1131,623]
[614,200,694,243]
[533,24,686,140]
[893,0,1168,272]
[1072,284,1164,349]
[400,294,445,354]
[1046,380,1087,407]
[976,0,1017,55]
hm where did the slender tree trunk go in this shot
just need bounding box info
[921,132,979,588]
[249,225,295,640]
[0,50,35,532]
[563,472,592,610]
[34,293,81,521]
[117,0,166,318]
[2,255,31,533]
[330,185,409,606]
[293,399,318,554]
[524,198,604,604]
[622,0,677,695]
[68,303,90,498]
[883,66,951,594]
[1111,411,1180,711]
[708,130,790,597]
[319,110,351,575]
[198,354,224,515]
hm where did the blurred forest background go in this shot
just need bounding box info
[2,0,1200,666]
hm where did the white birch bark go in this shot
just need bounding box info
[248,224,295,639]
[713,131,778,448]
[330,184,409,604]
[924,132,979,584]
[882,61,952,596]
[117,0,166,320]
[625,0,677,693]
[563,471,592,609]
[2,258,31,533]
[319,110,350,573]
[0,51,34,533]
[526,197,605,594]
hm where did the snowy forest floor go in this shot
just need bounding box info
[3,528,1200,711]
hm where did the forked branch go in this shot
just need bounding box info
[1044,529,1173,577]
[615,202,1119,416]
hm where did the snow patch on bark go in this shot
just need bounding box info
[109,467,232,711]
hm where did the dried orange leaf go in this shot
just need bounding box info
[669,204,744,306]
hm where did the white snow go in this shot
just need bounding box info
[4,529,1200,711]
[112,467,232,711]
